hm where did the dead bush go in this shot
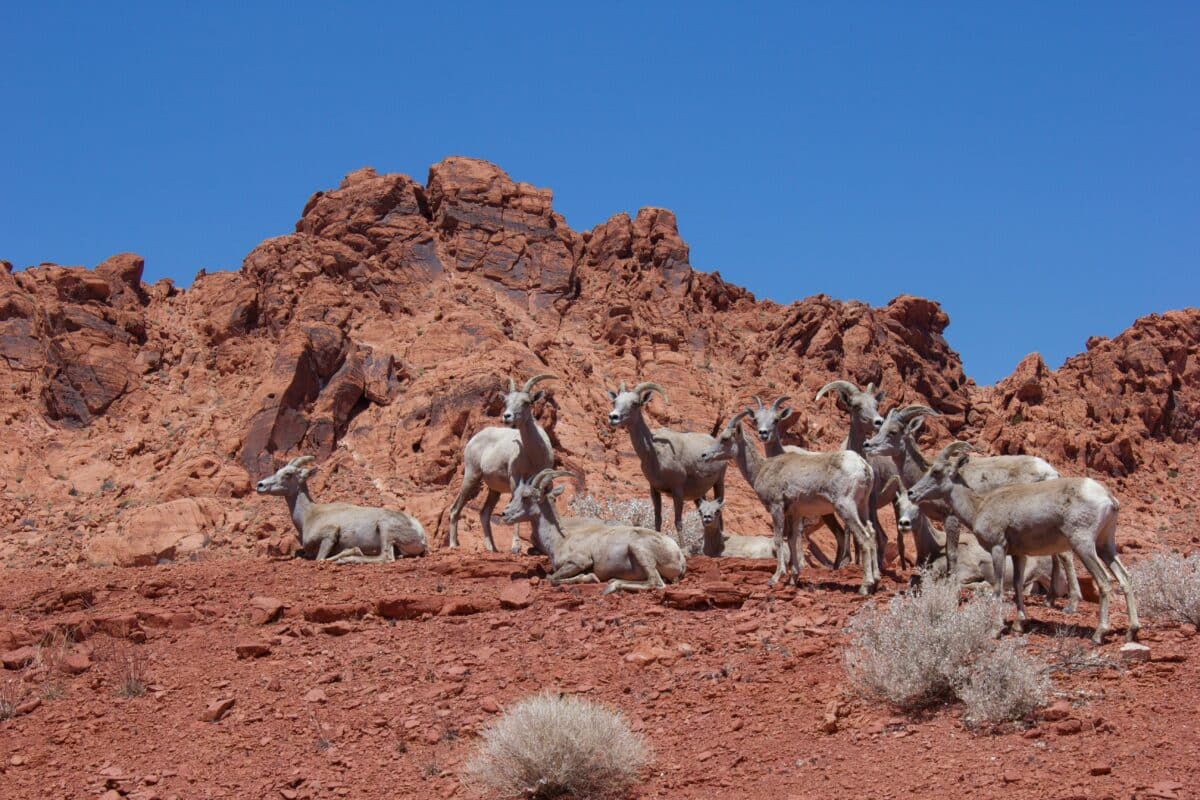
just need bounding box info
[843,572,1001,709]
[463,692,650,800]
[1131,552,1200,627]
[108,642,149,698]
[0,678,25,721]
[957,639,1051,725]
[568,494,702,554]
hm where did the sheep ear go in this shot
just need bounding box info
[875,389,886,404]
[548,485,566,499]
[532,390,545,403]
[778,406,793,420]
[953,452,971,471]
[299,466,318,480]
[639,391,654,405]
[606,390,617,402]
[714,499,724,510]
[906,417,924,435]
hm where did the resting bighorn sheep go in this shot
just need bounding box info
[256,456,427,562]
[606,381,726,548]
[501,469,687,592]
[888,476,1066,597]
[702,411,880,594]
[697,499,776,559]
[446,374,556,553]
[863,405,1080,609]
[907,442,1138,643]
[814,380,904,569]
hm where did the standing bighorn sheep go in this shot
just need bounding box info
[446,374,556,554]
[606,381,726,548]
[814,380,906,569]
[256,456,427,562]
[697,499,776,559]
[702,411,880,594]
[907,442,1138,643]
[863,405,1080,608]
[501,469,687,592]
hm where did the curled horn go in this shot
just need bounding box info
[724,409,751,431]
[752,395,765,410]
[632,382,668,404]
[815,380,859,403]
[288,455,316,468]
[895,405,939,424]
[531,469,576,491]
[523,374,556,393]
[937,441,975,464]
[771,395,792,411]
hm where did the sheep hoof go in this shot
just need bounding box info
[1064,601,1079,614]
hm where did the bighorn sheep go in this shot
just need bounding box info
[888,476,1065,597]
[907,442,1138,643]
[255,456,427,562]
[701,411,880,594]
[446,374,556,553]
[501,469,687,592]
[696,499,776,559]
[863,405,1081,609]
[748,395,853,568]
[814,380,904,569]
[606,381,726,548]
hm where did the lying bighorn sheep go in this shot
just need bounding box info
[702,411,880,594]
[501,469,687,593]
[814,380,903,568]
[748,395,852,568]
[697,499,776,559]
[446,374,556,553]
[888,476,1065,596]
[864,405,1080,609]
[907,442,1138,643]
[256,456,427,562]
[606,381,726,548]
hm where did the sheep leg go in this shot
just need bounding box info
[822,515,848,568]
[1011,553,1029,633]
[476,490,502,553]
[670,492,686,549]
[1058,553,1081,614]
[944,515,963,581]
[548,560,596,584]
[787,515,804,586]
[834,500,877,595]
[1101,551,1140,642]
[651,490,664,533]
[768,506,789,587]
[713,475,725,504]
[446,468,484,548]
[988,544,1008,636]
[1075,546,1113,644]
[314,536,336,561]
[603,543,667,593]
[804,517,835,567]
[867,484,887,573]
[555,573,602,585]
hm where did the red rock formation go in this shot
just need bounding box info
[1,158,1195,567]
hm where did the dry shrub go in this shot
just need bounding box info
[463,692,650,800]
[957,639,1051,725]
[109,642,149,697]
[0,677,25,720]
[568,494,702,554]
[844,573,1000,709]
[1131,552,1200,627]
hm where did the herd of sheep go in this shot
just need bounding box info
[254,375,1140,644]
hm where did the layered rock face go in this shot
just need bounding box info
[1,158,1196,566]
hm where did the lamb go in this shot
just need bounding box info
[907,442,1139,643]
[863,404,1081,609]
[814,380,905,569]
[696,499,776,559]
[446,374,556,554]
[255,456,426,562]
[702,411,880,594]
[887,476,1065,596]
[500,469,687,593]
[606,381,726,548]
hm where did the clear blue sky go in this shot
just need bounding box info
[2,3,1196,384]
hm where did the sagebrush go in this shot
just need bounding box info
[1131,552,1200,627]
[844,573,1000,709]
[463,692,650,800]
[568,494,703,554]
[844,572,1050,722]
[958,639,1050,725]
